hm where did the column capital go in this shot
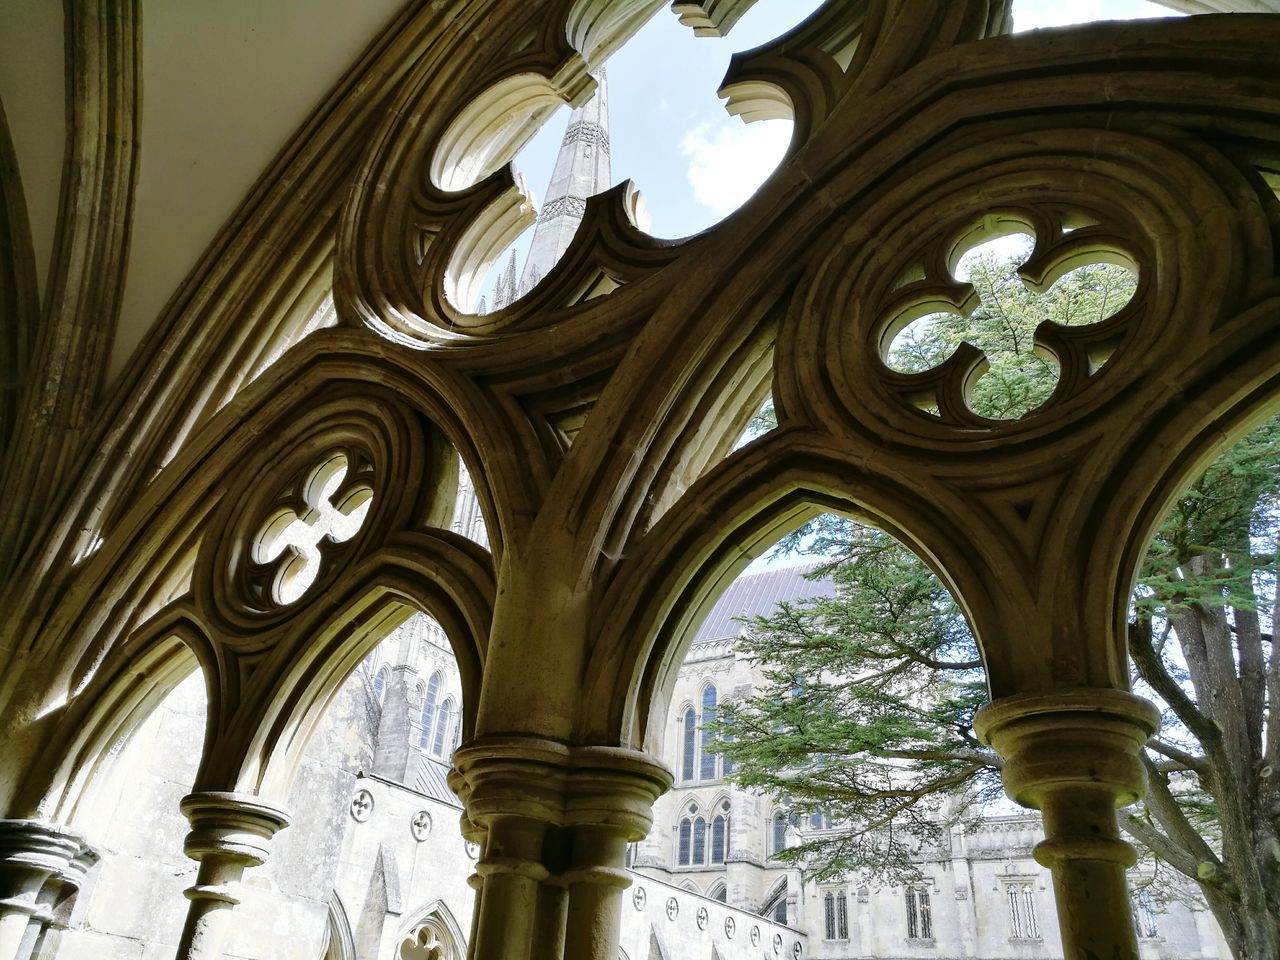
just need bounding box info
[564,746,672,841]
[179,792,292,867]
[0,820,97,922]
[975,688,1160,810]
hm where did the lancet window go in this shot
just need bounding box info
[823,890,849,940]
[905,886,932,940]
[1006,882,1039,940]
[419,671,442,749]
[678,684,724,784]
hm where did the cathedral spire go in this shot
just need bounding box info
[518,67,611,293]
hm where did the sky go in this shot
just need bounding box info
[478,0,1181,310]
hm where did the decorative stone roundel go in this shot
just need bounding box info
[410,810,432,841]
[350,789,374,822]
[773,932,783,954]
[724,916,735,938]
[751,926,760,946]
[793,942,803,958]
[632,886,646,911]
[665,897,678,921]
[464,841,481,860]
[696,906,708,930]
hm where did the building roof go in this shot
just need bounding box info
[415,755,462,808]
[692,562,835,643]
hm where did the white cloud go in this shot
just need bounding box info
[1013,0,1176,32]
[680,120,792,217]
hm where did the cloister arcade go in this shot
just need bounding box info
[1,2,1278,959]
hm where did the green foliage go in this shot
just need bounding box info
[711,528,999,882]
[889,236,1136,420]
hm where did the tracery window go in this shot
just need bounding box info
[822,889,849,940]
[681,706,697,782]
[771,811,787,856]
[678,817,692,866]
[679,686,724,783]
[710,882,727,903]
[699,685,718,780]
[710,800,729,864]
[692,816,707,864]
[419,671,442,748]
[905,886,933,940]
[1132,888,1159,939]
[373,668,389,704]
[1006,882,1039,940]
[432,697,455,756]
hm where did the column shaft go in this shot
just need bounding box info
[173,792,290,960]
[975,690,1159,960]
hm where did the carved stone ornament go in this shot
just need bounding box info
[665,896,678,921]
[410,810,432,841]
[793,942,803,959]
[632,886,647,911]
[464,840,481,860]
[401,922,451,960]
[773,932,784,954]
[350,789,374,823]
[751,926,761,947]
[696,905,708,930]
[724,915,735,938]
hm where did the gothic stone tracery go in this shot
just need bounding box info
[1,2,1279,960]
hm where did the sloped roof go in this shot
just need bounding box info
[414,755,461,807]
[692,562,835,643]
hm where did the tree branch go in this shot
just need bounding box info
[1128,618,1219,750]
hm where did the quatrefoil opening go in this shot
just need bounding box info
[250,451,373,605]
[878,212,1139,423]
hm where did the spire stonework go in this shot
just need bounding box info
[484,69,612,314]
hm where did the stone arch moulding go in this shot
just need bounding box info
[583,439,998,750]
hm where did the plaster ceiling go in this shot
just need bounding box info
[108,0,410,380]
[0,0,66,314]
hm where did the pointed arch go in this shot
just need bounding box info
[580,437,1000,750]
[397,898,468,959]
[761,876,788,923]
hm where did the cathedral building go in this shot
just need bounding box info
[2,4,1278,960]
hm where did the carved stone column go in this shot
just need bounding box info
[561,748,670,960]
[454,739,670,960]
[455,738,566,960]
[174,792,291,960]
[975,689,1160,960]
[0,820,95,960]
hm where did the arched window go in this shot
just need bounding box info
[419,671,442,748]
[373,668,389,704]
[836,891,849,939]
[772,899,787,924]
[692,817,707,864]
[711,802,728,864]
[709,881,727,903]
[432,697,455,756]
[906,885,934,940]
[699,685,718,780]
[681,707,697,782]
[771,811,787,856]
[677,818,692,866]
